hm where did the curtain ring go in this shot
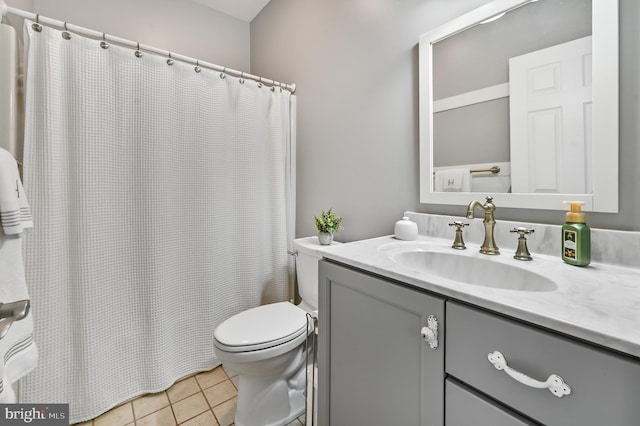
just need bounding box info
[194,60,201,73]
[220,67,226,79]
[32,14,42,32]
[134,42,143,58]
[100,33,109,49]
[62,22,71,40]
[239,72,245,84]
[166,52,174,66]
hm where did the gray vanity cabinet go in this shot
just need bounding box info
[318,260,445,426]
[318,260,640,425]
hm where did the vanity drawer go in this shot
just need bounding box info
[446,379,536,426]
[446,302,640,426]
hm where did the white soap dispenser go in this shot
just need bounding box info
[394,216,418,241]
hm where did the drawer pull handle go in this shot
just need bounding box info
[420,315,439,349]
[487,351,571,398]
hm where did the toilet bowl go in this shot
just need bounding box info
[213,236,340,426]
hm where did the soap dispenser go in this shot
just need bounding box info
[561,201,590,266]
[394,216,418,241]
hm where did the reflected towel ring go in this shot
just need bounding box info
[100,33,109,49]
[62,22,71,40]
[166,52,174,66]
[194,60,201,73]
[134,42,143,58]
[32,14,42,32]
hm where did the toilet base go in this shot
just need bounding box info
[226,344,309,426]
[234,378,306,426]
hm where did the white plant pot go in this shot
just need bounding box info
[318,232,333,245]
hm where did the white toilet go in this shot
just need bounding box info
[213,236,339,426]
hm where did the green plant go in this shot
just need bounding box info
[313,208,343,233]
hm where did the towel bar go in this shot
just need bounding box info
[433,165,500,176]
[470,166,500,174]
[0,299,30,340]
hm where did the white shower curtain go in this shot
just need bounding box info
[20,23,295,423]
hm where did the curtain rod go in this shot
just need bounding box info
[0,1,296,93]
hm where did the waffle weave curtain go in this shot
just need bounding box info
[20,22,294,423]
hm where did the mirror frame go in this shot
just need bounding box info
[419,0,618,212]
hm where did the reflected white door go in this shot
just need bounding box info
[509,36,592,194]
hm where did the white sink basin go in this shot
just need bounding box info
[392,250,557,292]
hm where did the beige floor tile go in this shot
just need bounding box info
[212,397,236,426]
[179,409,219,426]
[286,419,303,426]
[94,403,134,426]
[195,367,228,390]
[172,392,210,424]
[132,391,170,419]
[167,377,201,404]
[136,406,176,426]
[72,421,93,426]
[203,380,237,408]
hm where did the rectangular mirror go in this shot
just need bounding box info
[419,0,618,212]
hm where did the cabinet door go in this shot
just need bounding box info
[318,261,445,426]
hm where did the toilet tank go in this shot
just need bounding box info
[294,236,341,311]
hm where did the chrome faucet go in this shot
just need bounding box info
[466,196,500,255]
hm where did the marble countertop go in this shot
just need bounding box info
[320,234,640,359]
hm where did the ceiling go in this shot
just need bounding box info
[188,0,272,22]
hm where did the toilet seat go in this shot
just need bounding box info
[214,302,310,353]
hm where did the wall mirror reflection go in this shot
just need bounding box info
[419,0,618,212]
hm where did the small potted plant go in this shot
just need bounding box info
[313,208,343,245]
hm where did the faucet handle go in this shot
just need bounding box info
[510,227,534,261]
[449,221,469,250]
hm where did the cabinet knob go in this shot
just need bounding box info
[488,350,571,397]
[420,315,439,349]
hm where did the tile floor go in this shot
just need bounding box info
[73,366,306,426]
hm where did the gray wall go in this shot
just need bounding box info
[3,0,250,74]
[251,0,640,239]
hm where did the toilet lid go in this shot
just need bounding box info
[214,302,309,351]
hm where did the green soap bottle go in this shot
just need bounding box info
[561,201,590,266]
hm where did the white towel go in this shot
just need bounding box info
[434,168,471,192]
[0,149,32,235]
[0,148,38,402]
